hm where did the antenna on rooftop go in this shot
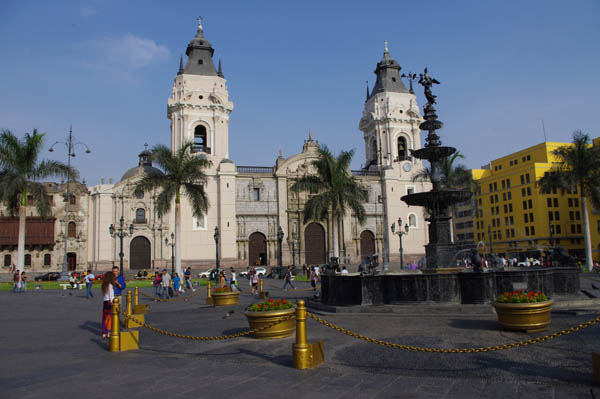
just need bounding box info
[541,120,547,142]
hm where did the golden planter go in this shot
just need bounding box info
[492,299,554,332]
[211,291,240,306]
[244,307,296,339]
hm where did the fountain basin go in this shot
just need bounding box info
[320,267,579,306]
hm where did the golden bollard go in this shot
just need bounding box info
[109,297,121,352]
[292,300,324,369]
[259,278,269,299]
[132,286,148,314]
[126,291,132,318]
[206,281,213,305]
[134,287,139,307]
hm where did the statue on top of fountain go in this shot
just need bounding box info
[418,68,440,105]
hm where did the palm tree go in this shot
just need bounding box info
[412,151,475,190]
[290,146,368,260]
[537,131,600,271]
[0,129,76,272]
[133,141,212,277]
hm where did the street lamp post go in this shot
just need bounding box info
[49,126,91,279]
[549,223,554,248]
[391,218,410,269]
[164,233,175,276]
[277,225,284,267]
[109,216,134,274]
[214,226,220,282]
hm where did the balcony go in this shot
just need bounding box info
[192,145,211,154]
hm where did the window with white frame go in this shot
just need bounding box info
[406,185,415,195]
[408,213,417,228]
[192,214,207,230]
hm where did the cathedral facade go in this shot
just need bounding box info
[0,20,431,274]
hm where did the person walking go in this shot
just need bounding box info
[160,269,171,299]
[84,269,95,298]
[184,267,195,292]
[12,270,20,293]
[310,267,319,291]
[101,272,116,339]
[173,272,181,296]
[153,270,162,300]
[112,266,126,297]
[250,268,259,295]
[282,265,296,291]
[229,267,238,291]
[20,271,27,292]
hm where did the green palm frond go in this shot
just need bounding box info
[133,140,213,218]
[0,129,75,214]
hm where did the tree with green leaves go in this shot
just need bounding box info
[0,129,76,272]
[133,142,212,277]
[537,131,600,271]
[290,146,368,259]
[412,151,475,190]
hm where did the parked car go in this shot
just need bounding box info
[517,259,541,267]
[34,272,61,281]
[239,267,267,278]
[198,268,218,279]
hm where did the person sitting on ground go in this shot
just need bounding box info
[143,270,148,277]
[136,270,143,279]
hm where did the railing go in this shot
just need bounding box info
[192,145,211,154]
[236,166,275,174]
[351,170,380,176]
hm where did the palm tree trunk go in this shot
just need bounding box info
[332,213,339,259]
[175,192,183,278]
[17,203,26,272]
[581,186,593,271]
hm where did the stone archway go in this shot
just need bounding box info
[304,223,326,265]
[360,230,375,260]
[130,236,151,270]
[249,232,267,266]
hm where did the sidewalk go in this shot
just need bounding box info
[1,280,599,398]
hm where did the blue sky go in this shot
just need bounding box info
[1,0,599,185]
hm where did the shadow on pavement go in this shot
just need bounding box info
[448,319,500,330]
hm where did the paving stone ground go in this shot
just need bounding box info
[2,277,600,398]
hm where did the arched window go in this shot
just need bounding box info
[24,254,31,266]
[397,137,408,161]
[4,254,10,267]
[68,222,76,238]
[44,254,51,266]
[408,214,417,228]
[193,125,210,154]
[135,208,146,224]
[370,138,377,161]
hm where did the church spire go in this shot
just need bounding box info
[217,58,224,78]
[182,17,217,76]
[368,40,408,100]
[365,81,370,102]
[177,55,184,75]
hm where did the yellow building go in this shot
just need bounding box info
[592,138,600,262]
[472,141,591,260]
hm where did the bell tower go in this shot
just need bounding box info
[358,41,422,173]
[167,18,234,161]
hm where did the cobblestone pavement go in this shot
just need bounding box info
[2,279,600,398]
